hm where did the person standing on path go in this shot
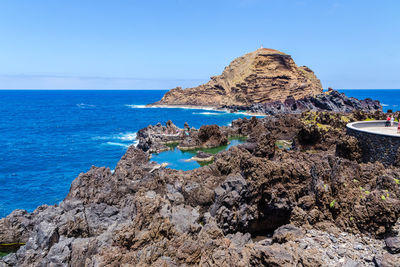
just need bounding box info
[391,116,395,126]
[386,116,391,127]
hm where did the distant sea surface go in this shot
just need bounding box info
[0,89,399,218]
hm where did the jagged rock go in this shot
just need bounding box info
[224,89,382,115]
[226,232,252,247]
[0,209,33,244]
[297,123,322,145]
[195,151,212,159]
[272,224,303,244]
[179,124,228,150]
[335,135,362,161]
[190,151,214,163]
[374,253,400,267]
[151,48,322,106]
[137,120,185,153]
[395,147,400,167]
[385,236,400,254]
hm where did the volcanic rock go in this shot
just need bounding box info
[223,89,382,115]
[385,236,400,254]
[191,151,214,162]
[178,124,228,150]
[137,120,185,153]
[151,48,322,107]
[335,135,362,162]
[272,224,304,244]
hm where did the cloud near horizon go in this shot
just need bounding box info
[0,74,207,90]
[1,74,399,90]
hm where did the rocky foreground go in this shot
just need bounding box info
[151,48,322,107]
[1,110,400,266]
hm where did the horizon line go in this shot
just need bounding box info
[1,88,400,90]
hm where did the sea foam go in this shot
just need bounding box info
[193,112,227,116]
[95,132,138,147]
[125,104,149,108]
[77,103,95,108]
[105,142,130,148]
[118,132,137,141]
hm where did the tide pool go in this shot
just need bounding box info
[150,138,246,171]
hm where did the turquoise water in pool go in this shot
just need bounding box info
[151,138,245,171]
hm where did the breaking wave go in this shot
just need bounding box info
[105,142,130,148]
[94,132,138,147]
[77,103,96,108]
[125,104,148,108]
[193,112,228,116]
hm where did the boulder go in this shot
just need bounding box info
[385,236,400,254]
[272,224,303,244]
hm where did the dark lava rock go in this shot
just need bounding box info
[395,147,400,167]
[385,236,400,254]
[195,151,212,159]
[335,135,362,162]
[197,124,228,148]
[272,224,303,244]
[297,124,322,146]
[374,253,400,267]
[222,90,382,115]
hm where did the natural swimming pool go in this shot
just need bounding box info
[150,138,246,171]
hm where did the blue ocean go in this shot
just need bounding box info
[0,89,399,218]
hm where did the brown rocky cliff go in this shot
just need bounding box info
[152,48,322,106]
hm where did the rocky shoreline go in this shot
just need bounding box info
[222,89,382,115]
[1,108,400,266]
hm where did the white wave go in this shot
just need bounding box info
[125,104,149,108]
[193,112,227,116]
[382,104,389,107]
[237,113,266,117]
[117,132,137,141]
[126,104,221,111]
[116,132,139,147]
[227,123,232,126]
[77,103,95,108]
[105,142,130,148]
[92,136,108,140]
[93,132,137,142]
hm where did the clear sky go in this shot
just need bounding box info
[0,0,399,89]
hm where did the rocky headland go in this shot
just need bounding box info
[150,48,382,117]
[1,109,400,266]
[150,48,323,107]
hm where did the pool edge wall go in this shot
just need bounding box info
[346,121,400,165]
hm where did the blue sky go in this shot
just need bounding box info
[0,0,399,89]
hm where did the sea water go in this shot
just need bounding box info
[0,89,399,217]
[0,90,252,217]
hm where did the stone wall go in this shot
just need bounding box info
[346,121,400,165]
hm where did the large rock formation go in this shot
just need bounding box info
[151,48,322,107]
